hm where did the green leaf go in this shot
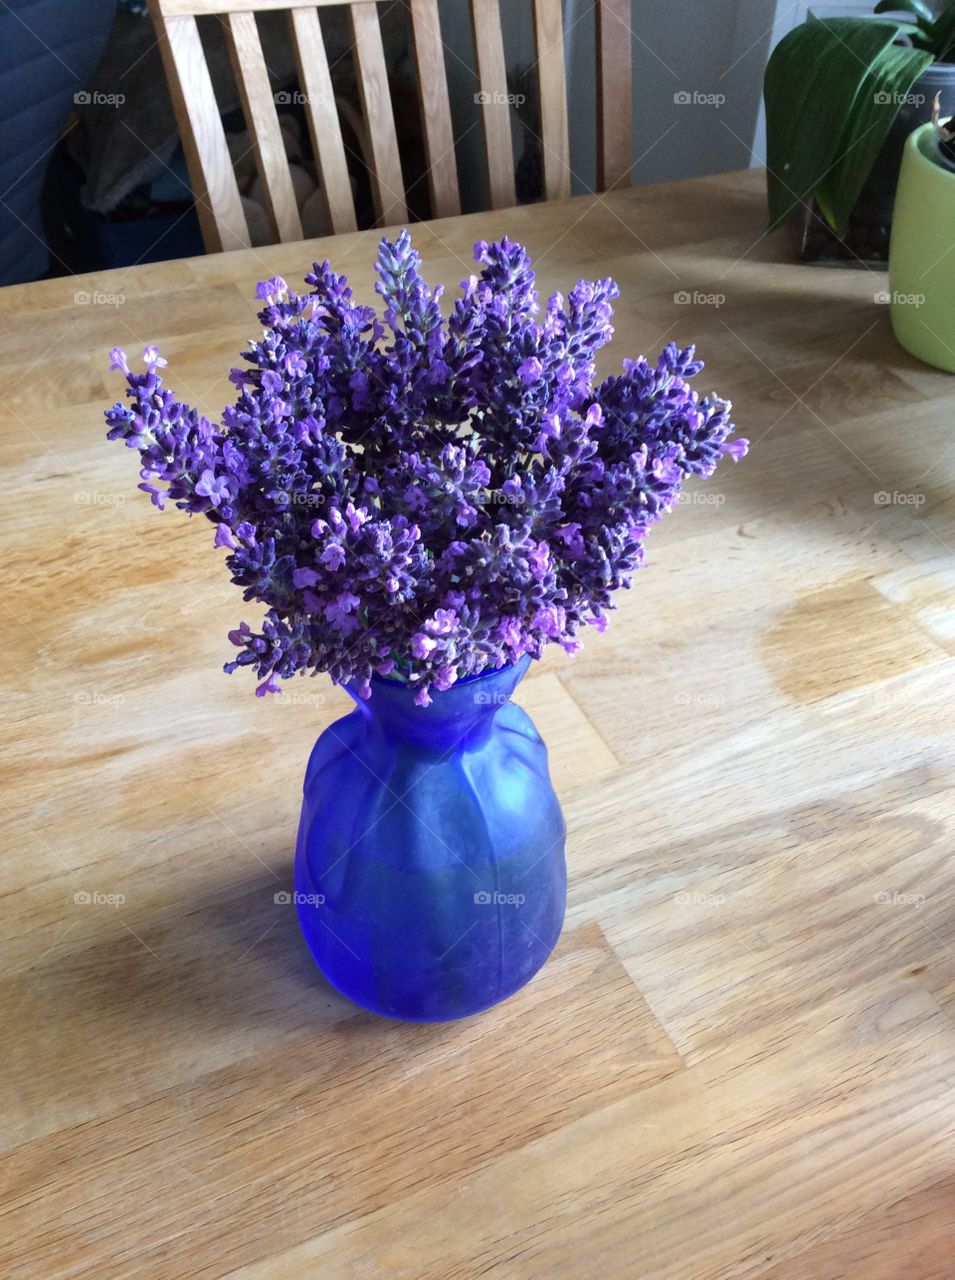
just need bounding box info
[873,0,934,27]
[930,1,955,58]
[815,40,933,229]
[764,18,930,231]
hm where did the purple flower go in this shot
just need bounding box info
[411,633,437,658]
[143,345,167,370]
[195,470,231,508]
[320,543,346,571]
[324,591,360,630]
[104,232,745,699]
[256,277,287,302]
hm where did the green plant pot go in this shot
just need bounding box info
[889,123,955,373]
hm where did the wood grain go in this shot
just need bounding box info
[409,0,462,219]
[469,0,517,209]
[349,2,408,227]
[289,7,358,235]
[3,170,955,1278]
[226,12,303,244]
[150,7,250,252]
[533,0,571,201]
[153,0,630,248]
[596,0,633,191]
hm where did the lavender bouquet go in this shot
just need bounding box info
[106,232,746,706]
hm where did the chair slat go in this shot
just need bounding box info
[596,0,632,191]
[226,11,303,243]
[409,0,460,219]
[469,0,515,209]
[161,0,373,14]
[153,12,249,252]
[533,0,570,200]
[289,7,357,234]
[349,3,408,226]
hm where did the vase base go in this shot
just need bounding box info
[303,936,562,1023]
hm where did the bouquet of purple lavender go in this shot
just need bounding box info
[105,232,746,706]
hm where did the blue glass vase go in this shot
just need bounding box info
[294,654,566,1021]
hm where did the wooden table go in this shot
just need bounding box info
[3,168,955,1279]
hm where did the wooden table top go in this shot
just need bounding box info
[3,167,955,1279]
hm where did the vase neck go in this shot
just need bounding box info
[347,654,532,751]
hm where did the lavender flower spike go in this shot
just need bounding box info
[104,231,747,704]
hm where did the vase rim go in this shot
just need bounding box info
[369,651,531,693]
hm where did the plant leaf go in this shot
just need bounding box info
[764,18,927,230]
[814,40,933,230]
[930,1,955,58]
[874,0,934,28]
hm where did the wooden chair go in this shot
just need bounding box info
[147,0,633,253]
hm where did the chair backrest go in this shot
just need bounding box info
[148,0,633,253]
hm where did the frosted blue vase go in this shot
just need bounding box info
[294,654,566,1021]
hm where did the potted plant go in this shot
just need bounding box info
[889,100,955,367]
[764,2,955,263]
[103,232,747,1021]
